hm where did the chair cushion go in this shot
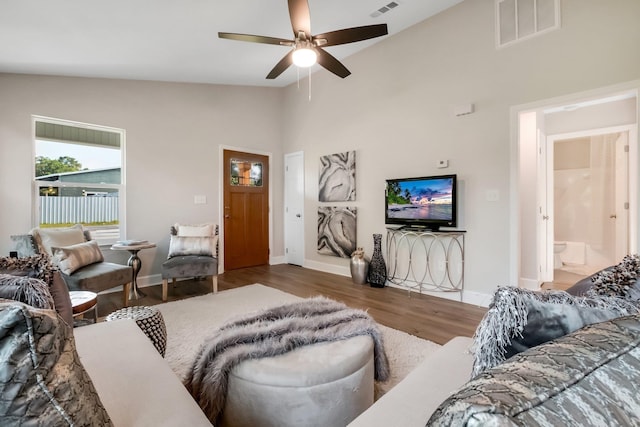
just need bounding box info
[63,261,131,293]
[161,255,217,279]
[31,224,87,256]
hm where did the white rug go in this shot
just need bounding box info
[157,283,440,398]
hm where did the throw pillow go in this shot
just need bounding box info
[0,300,113,426]
[168,235,218,258]
[471,286,640,377]
[174,223,215,237]
[586,254,640,299]
[31,224,87,256]
[0,254,73,327]
[52,240,104,275]
[0,274,55,310]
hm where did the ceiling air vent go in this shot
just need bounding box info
[370,1,400,18]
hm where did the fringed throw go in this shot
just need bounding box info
[185,296,390,425]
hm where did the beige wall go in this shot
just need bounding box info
[1,0,639,302]
[280,0,640,302]
[0,76,284,278]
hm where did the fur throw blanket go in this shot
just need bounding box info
[185,296,390,424]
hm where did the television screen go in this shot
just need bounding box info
[385,174,457,230]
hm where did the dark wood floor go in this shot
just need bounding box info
[96,264,487,345]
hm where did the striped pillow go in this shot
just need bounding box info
[52,240,104,275]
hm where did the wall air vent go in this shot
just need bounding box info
[496,0,560,48]
[370,1,400,18]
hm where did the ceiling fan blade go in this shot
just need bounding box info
[288,0,311,37]
[218,32,293,46]
[316,48,351,78]
[314,24,388,47]
[266,51,294,79]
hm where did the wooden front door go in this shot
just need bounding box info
[223,150,270,270]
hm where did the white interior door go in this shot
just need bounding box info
[614,132,629,261]
[284,152,304,266]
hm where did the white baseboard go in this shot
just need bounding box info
[270,255,286,265]
[519,277,540,291]
[98,273,163,295]
[384,282,492,307]
[303,259,350,277]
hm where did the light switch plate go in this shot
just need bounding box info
[194,195,207,204]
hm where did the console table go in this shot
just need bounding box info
[386,228,465,296]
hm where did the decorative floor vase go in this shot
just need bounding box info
[367,234,387,288]
[350,248,369,285]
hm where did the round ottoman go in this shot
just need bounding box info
[105,306,167,357]
[220,335,374,427]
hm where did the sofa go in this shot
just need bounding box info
[349,263,640,426]
[0,253,211,426]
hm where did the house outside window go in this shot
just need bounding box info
[33,116,125,245]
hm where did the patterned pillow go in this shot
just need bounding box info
[586,254,640,299]
[52,240,105,275]
[31,224,87,256]
[168,235,218,258]
[429,315,640,426]
[472,286,640,377]
[0,300,113,426]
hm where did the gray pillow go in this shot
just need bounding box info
[472,286,640,377]
[0,300,113,426]
[0,255,73,328]
[0,274,55,310]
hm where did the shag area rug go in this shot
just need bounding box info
[157,283,441,399]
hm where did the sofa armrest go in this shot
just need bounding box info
[74,319,212,427]
[348,336,474,427]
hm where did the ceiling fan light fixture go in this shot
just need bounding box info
[292,45,317,68]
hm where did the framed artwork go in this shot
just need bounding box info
[317,207,357,258]
[318,151,356,202]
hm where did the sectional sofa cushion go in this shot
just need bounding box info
[428,315,640,426]
[0,300,113,426]
[472,286,640,377]
[53,240,104,275]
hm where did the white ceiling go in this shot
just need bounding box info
[0,0,463,87]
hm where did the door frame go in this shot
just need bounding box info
[284,151,305,266]
[541,125,634,282]
[218,145,274,273]
[509,80,640,288]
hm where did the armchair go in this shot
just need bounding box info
[10,225,133,307]
[161,223,218,301]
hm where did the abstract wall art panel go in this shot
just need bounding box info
[319,151,356,202]
[317,207,357,258]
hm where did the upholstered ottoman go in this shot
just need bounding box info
[220,335,374,427]
[106,306,167,357]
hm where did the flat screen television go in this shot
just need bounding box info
[385,174,457,231]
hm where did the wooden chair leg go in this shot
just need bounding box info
[162,279,168,302]
[212,275,218,294]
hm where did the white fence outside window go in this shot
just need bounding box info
[39,196,119,224]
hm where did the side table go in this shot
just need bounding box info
[111,241,157,302]
[70,290,98,326]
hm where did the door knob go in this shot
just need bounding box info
[296,214,301,218]
[610,214,617,219]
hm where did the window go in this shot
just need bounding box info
[33,116,125,245]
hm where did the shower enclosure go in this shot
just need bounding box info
[549,130,629,277]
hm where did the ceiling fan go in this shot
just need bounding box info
[218,0,388,79]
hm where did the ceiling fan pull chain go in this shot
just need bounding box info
[308,67,312,101]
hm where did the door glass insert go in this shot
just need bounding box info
[230,159,263,187]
